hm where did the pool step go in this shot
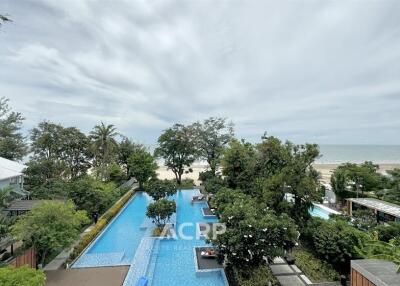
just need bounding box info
[72,252,125,268]
[122,238,155,286]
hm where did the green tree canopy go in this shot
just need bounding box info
[0,97,28,160]
[192,117,234,175]
[118,137,143,176]
[146,199,176,228]
[66,177,119,215]
[155,124,198,185]
[26,121,92,195]
[145,179,177,201]
[221,139,256,192]
[210,186,298,268]
[0,266,45,286]
[11,201,89,266]
[128,148,157,189]
[331,162,383,201]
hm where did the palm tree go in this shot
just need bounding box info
[355,237,400,272]
[90,122,119,180]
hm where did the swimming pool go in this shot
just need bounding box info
[148,190,227,286]
[73,192,151,268]
[309,203,341,220]
[73,189,227,286]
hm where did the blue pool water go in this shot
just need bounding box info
[73,192,151,267]
[149,190,227,286]
[73,189,227,286]
[309,204,332,220]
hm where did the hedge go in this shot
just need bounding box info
[226,265,281,286]
[68,189,135,263]
[292,248,340,282]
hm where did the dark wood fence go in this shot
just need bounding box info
[9,247,36,268]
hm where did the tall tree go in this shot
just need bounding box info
[128,148,157,189]
[11,201,89,266]
[90,122,118,180]
[118,137,143,176]
[221,139,256,191]
[284,143,321,223]
[192,117,234,175]
[60,127,92,179]
[0,97,28,160]
[155,124,198,185]
[26,122,92,195]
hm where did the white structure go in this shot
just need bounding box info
[0,157,27,197]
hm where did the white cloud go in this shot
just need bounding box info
[1,0,400,145]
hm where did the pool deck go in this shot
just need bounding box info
[45,266,129,286]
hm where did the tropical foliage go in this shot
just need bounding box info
[0,266,45,286]
[90,122,119,180]
[12,201,89,265]
[146,199,176,228]
[128,148,157,189]
[356,238,400,272]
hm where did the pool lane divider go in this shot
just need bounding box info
[71,190,139,268]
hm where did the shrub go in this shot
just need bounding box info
[302,217,369,274]
[69,190,134,263]
[234,265,280,286]
[292,248,340,282]
[0,266,45,286]
[374,222,400,242]
[179,178,195,188]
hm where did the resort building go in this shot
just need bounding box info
[346,198,400,223]
[0,156,28,198]
[351,259,398,286]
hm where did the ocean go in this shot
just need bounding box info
[317,145,400,164]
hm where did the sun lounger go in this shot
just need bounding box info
[201,250,216,259]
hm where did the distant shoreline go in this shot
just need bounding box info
[156,163,400,186]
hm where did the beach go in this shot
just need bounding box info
[157,163,400,186]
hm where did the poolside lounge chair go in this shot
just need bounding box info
[201,249,216,259]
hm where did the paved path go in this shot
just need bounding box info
[270,257,311,286]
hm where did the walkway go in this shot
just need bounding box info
[270,257,312,286]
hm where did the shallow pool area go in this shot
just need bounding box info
[73,192,151,268]
[72,189,227,286]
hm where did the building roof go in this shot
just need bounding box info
[45,266,129,286]
[347,197,400,218]
[5,200,46,212]
[352,259,399,286]
[0,157,26,180]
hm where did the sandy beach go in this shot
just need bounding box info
[157,163,400,186]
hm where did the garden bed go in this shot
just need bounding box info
[292,248,340,283]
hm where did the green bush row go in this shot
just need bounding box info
[292,248,340,282]
[68,189,135,264]
[230,265,281,286]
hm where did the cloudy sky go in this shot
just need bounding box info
[1,0,400,146]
